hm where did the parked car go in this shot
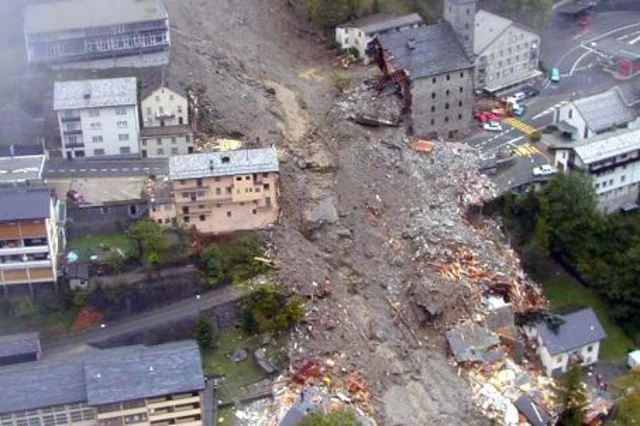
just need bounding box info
[523,87,539,98]
[483,121,503,132]
[532,164,558,176]
[550,68,560,83]
[512,104,527,117]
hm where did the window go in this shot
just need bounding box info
[458,100,462,107]
[90,122,101,130]
[459,87,463,93]
[146,107,152,115]
[445,103,450,110]
[183,206,189,214]
[556,355,563,363]
[430,118,434,126]
[92,136,103,143]
[444,116,449,123]
[226,187,232,194]
[446,89,450,96]
[169,94,174,100]
[587,345,594,352]
[460,71,464,78]
[117,120,127,128]
[245,176,250,180]
[458,114,462,120]
[621,175,626,182]
[226,211,232,217]
[157,148,164,155]
[142,138,148,146]
[120,146,131,154]
[159,106,164,114]
[263,183,270,190]
[156,138,162,145]
[171,137,177,144]
[197,178,203,187]
[432,77,436,84]
[252,209,257,214]
[89,109,100,117]
[177,105,183,113]
[115,107,126,115]
[236,176,242,181]
[568,109,573,119]
[199,215,206,221]
[184,216,190,223]
[155,96,160,101]
[609,179,614,185]
[118,134,129,141]
[66,123,77,131]
[266,196,272,206]
[262,172,268,177]
[171,147,179,155]
[94,148,105,156]
[67,135,77,144]
[431,106,435,112]
[216,188,221,195]
[431,92,436,99]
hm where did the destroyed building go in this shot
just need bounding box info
[376,22,474,139]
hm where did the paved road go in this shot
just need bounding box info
[43,286,249,355]
[45,158,169,178]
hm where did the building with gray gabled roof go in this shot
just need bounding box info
[0,341,206,425]
[23,0,170,69]
[152,147,280,234]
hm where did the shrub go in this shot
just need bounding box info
[331,71,350,92]
[196,313,213,351]
[298,408,362,426]
[530,131,541,142]
[242,285,305,333]
[201,235,269,285]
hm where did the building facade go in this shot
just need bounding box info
[524,308,606,377]
[0,341,206,426]
[378,23,475,139]
[140,86,195,157]
[443,0,476,59]
[335,13,424,63]
[54,77,140,159]
[23,0,170,69]
[150,148,280,234]
[554,88,638,141]
[0,189,62,290]
[555,128,640,212]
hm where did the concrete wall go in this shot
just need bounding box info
[443,0,476,59]
[412,69,474,138]
[593,158,640,212]
[58,104,140,159]
[476,25,540,91]
[335,26,368,60]
[555,103,590,140]
[141,133,194,157]
[142,87,189,127]
[66,201,148,239]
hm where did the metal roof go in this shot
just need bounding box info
[53,77,138,111]
[573,128,640,164]
[24,0,168,34]
[0,155,45,184]
[343,13,424,35]
[0,333,40,359]
[169,147,279,180]
[85,341,204,405]
[0,341,204,414]
[537,308,607,356]
[474,10,513,55]
[514,394,552,426]
[379,22,473,80]
[0,189,51,222]
[573,88,636,133]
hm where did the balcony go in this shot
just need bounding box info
[65,141,85,148]
[60,116,81,122]
[63,129,83,136]
[0,245,49,256]
[0,259,52,270]
[155,111,175,120]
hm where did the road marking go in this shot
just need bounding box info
[122,168,129,171]
[510,144,540,157]
[80,169,86,172]
[132,167,139,171]
[69,169,76,172]
[570,49,593,76]
[630,35,640,44]
[101,168,108,172]
[143,167,150,170]
[503,117,537,136]
[111,168,118,172]
[90,169,97,172]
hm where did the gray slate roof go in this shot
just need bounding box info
[537,308,607,356]
[0,333,40,359]
[85,341,204,405]
[344,13,424,35]
[474,10,513,55]
[573,128,640,164]
[169,147,279,180]
[379,22,473,79]
[0,189,51,222]
[573,88,636,133]
[24,0,168,34]
[616,81,640,107]
[0,341,204,414]
[54,77,138,111]
[0,155,45,184]
[514,394,552,426]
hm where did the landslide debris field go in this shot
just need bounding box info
[167,1,544,424]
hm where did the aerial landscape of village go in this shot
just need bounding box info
[1,0,640,424]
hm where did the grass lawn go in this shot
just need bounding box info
[68,233,134,262]
[202,328,269,405]
[540,265,634,361]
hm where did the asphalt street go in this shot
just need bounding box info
[470,8,640,192]
[45,157,168,178]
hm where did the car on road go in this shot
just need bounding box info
[532,164,558,176]
[550,68,560,83]
[523,87,539,98]
[483,121,503,132]
[512,104,527,116]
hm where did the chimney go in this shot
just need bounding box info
[407,38,416,50]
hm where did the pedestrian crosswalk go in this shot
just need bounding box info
[510,144,540,157]
[503,117,538,135]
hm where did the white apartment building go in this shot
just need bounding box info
[140,86,195,157]
[335,13,424,63]
[53,77,140,159]
[554,88,638,141]
[555,128,640,212]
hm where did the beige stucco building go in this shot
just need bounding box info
[140,86,194,158]
[150,147,279,234]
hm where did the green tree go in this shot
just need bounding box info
[126,220,168,266]
[298,407,362,426]
[200,235,269,285]
[556,364,587,426]
[196,313,213,351]
[242,285,305,333]
[611,370,640,425]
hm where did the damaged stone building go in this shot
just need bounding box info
[377,23,475,139]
